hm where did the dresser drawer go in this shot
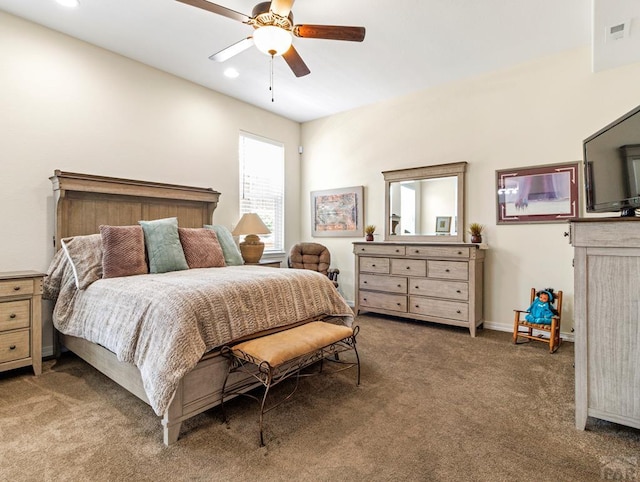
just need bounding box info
[409,279,468,301]
[359,274,407,294]
[0,330,30,363]
[410,297,468,322]
[391,259,427,277]
[360,257,390,274]
[354,244,405,256]
[427,260,468,280]
[0,300,30,331]
[407,246,470,258]
[360,292,407,312]
[0,279,34,298]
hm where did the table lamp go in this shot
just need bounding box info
[232,213,271,264]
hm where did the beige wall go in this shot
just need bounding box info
[301,48,640,334]
[0,12,301,354]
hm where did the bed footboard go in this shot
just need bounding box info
[59,333,259,445]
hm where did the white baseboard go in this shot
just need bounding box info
[350,309,575,343]
[483,320,574,342]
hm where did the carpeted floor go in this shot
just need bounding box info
[1,314,638,481]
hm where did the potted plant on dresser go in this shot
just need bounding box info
[468,223,484,243]
[365,225,376,241]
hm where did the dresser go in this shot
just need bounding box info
[571,219,640,430]
[0,271,44,375]
[353,242,485,336]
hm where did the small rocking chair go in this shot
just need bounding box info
[513,288,563,353]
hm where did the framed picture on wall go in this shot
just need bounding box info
[435,216,452,233]
[496,161,580,224]
[311,186,364,237]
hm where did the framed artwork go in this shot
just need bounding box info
[311,186,364,237]
[496,161,580,224]
[435,216,452,233]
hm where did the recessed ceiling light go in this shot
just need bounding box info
[224,68,239,79]
[56,0,80,8]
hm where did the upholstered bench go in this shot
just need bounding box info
[220,321,360,446]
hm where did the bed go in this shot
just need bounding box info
[46,170,354,445]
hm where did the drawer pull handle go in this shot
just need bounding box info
[372,264,376,267]
[415,286,419,289]
[456,310,461,314]
[445,269,450,272]
[406,266,410,270]
[395,249,400,253]
[9,345,16,350]
[458,251,462,255]
[397,284,402,288]
[13,286,20,291]
[397,303,401,306]
[10,313,16,319]
[415,305,419,308]
[363,298,367,301]
[456,290,461,293]
[363,281,367,284]
[415,250,420,253]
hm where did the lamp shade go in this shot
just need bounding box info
[232,213,271,264]
[253,26,292,56]
[232,213,271,236]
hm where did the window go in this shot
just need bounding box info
[239,132,285,253]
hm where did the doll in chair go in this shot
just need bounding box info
[525,288,559,325]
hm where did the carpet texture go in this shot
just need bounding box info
[1,314,638,481]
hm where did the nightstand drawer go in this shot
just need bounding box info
[0,279,34,298]
[0,300,30,331]
[0,330,30,363]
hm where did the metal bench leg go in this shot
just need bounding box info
[220,360,232,425]
[352,336,361,386]
[259,370,274,447]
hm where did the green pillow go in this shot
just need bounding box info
[139,217,189,274]
[204,224,244,266]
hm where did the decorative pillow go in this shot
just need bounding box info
[138,217,189,274]
[204,224,244,266]
[43,248,73,301]
[178,228,226,269]
[100,225,148,279]
[60,233,103,290]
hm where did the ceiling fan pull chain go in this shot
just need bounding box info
[270,54,275,102]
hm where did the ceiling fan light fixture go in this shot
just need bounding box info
[253,26,292,57]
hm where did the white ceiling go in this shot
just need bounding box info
[0,0,633,123]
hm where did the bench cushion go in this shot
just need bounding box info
[231,321,354,367]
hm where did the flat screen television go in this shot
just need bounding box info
[584,104,640,217]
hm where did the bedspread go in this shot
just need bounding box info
[47,263,354,415]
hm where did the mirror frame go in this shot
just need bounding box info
[383,162,467,243]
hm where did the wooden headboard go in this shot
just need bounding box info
[50,170,220,249]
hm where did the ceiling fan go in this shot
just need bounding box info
[176,0,366,77]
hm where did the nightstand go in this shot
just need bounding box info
[0,271,44,376]
[246,260,281,268]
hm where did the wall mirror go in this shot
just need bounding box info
[383,162,467,243]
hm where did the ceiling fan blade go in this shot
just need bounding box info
[282,45,310,77]
[209,37,254,62]
[269,0,295,18]
[293,24,366,42]
[175,0,250,23]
